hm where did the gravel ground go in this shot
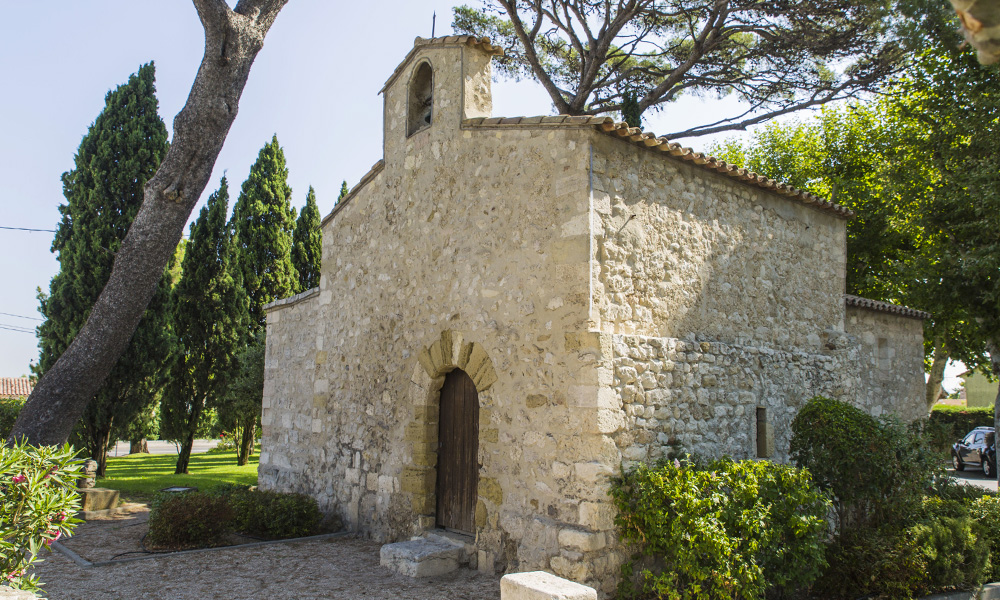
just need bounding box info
[30,507,502,600]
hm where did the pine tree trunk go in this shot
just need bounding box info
[5,0,289,448]
[926,337,949,412]
[237,418,255,466]
[129,438,149,454]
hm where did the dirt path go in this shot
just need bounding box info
[31,507,502,600]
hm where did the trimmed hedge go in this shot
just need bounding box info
[146,486,322,550]
[929,405,994,453]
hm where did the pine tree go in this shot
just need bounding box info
[36,63,170,476]
[229,135,298,329]
[161,178,249,474]
[291,186,322,291]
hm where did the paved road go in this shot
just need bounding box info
[108,439,219,457]
[948,467,999,492]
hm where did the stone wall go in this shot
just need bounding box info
[844,305,927,421]
[589,134,848,352]
[260,36,928,598]
[260,39,618,579]
[609,334,848,466]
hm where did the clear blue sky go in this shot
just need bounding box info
[0,2,961,390]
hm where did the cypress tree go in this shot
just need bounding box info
[36,63,170,476]
[291,186,322,291]
[338,180,349,202]
[622,90,642,129]
[218,330,265,467]
[229,134,298,329]
[161,178,249,474]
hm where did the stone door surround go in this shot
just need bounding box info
[403,330,498,534]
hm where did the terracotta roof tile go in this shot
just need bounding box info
[463,116,853,218]
[844,295,930,320]
[0,377,32,399]
[381,36,503,94]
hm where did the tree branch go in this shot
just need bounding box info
[8,0,289,446]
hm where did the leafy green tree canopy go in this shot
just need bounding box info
[453,0,902,137]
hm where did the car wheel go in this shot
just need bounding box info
[984,458,994,478]
[953,453,965,471]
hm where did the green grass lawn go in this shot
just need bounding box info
[99,450,258,502]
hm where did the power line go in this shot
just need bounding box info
[0,226,56,233]
[0,311,42,321]
[0,324,36,334]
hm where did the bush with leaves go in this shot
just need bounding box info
[611,457,829,600]
[969,494,1000,582]
[216,486,320,539]
[929,404,995,451]
[790,396,940,532]
[146,491,232,550]
[0,397,25,440]
[0,441,82,593]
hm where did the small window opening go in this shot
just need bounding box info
[756,407,772,458]
[407,62,433,137]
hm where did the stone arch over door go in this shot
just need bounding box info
[403,330,497,534]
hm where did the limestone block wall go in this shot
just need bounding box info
[844,306,927,421]
[609,334,853,465]
[589,135,847,351]
[259,111,624,577]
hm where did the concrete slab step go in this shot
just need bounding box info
[379,538,462,577]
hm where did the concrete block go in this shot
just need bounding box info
[500,571,597,600]
[77,488,119,513]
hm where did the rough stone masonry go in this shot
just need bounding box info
[259,35,928,595]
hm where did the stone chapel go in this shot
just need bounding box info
[259,36,928,593]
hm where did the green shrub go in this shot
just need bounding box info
[913,497,989,591]
[146,491,232,549]
[0,397,25,439]
[969,495,1000,581]
[790,396,940,532]
[929,405,994,453]
[0,441,82,593]
[611,458,829,600]
[223,488,321,539]
[817,525,926,599]
[816,500,988,599]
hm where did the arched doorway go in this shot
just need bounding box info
[436,368,479,533]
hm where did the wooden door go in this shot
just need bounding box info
[436,369,479,533]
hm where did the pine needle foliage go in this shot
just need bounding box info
[291,186,322,292]
[161,178,249,474]
[35,63,171,476]
[229,134,298,329]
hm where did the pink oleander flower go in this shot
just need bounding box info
[44,530,62,546]
[11,474,26,484]
[53,511,67,522]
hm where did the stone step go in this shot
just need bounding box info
[422,529,476,563]
[379,538,462,577]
